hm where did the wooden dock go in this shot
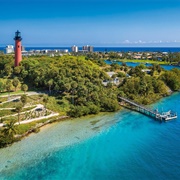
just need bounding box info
[118,96,177,121]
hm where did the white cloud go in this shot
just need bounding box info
[123,40,131,44]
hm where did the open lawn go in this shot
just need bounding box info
[0,92,66,126]
[118,59,170,65]
[0,90,25,97]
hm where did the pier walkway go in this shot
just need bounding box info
[118,96,177,121]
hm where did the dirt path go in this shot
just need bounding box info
[0,104,60,127]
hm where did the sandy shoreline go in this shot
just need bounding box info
[0,111,120,174]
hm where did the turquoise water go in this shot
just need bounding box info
[105,60,180,70]
[0,93,180,180]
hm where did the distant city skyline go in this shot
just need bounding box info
[1,0,180,47]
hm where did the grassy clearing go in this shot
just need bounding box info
[27,95,67,115]
[0,110,15,117]
[46,96,68,115]
[0,93,67,125]
[17,122,37,135]
[16,116,62,135]
[1,116,17,123]
[0,97,8,102]
[0,106,36,120]
[0,95,21,103]
[26,95,42,105]
[0,90,25,97]
[23,106,36,111]
[118,59,169,65]
[0,101,19,108]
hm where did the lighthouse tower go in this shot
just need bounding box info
[14,30,22,67]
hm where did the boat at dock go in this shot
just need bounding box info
[156,110,178,121]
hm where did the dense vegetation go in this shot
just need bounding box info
[0,55,119,118]
[0,54,180,113]
[118,64,180,104]
[0,54,180,148]
[0,55,180,114]
[160,68,180,91]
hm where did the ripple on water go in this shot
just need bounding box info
[0,93,180,179]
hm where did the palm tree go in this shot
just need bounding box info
[16,103,23,124]
[6,79,12,101]
[2,120,18,139]
[21,84,28,94]
[0,80,5,95]
[47,79,53,94]
[21,94,27,107]
[43,95,49,110]
[12,77,20,91]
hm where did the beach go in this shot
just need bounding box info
[0,112,119,175]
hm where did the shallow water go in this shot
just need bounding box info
[105,60,180,70]
[0,93,180,180]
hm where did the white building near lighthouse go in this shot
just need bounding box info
[6,45,14,54]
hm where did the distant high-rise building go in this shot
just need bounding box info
[88,46,93,52]
[82,45,88,51]
[6,45,14,54]
[82,45,93,52]
[21,46,25,51]
[71,45,78,53]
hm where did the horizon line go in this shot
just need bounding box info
[0,44,180,48]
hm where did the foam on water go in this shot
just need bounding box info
[0,93,180,180]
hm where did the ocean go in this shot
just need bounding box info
[0,92,180,180]
[1,47,180,53]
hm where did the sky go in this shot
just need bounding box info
[1,0,180,47]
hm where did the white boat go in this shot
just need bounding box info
[156,110,178,121]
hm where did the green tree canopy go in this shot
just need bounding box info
[21,84,28,94]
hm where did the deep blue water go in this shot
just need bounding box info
[1,47,180,53]
[0,93,180,180]
[105,60,180,70]
[94,47,180,53]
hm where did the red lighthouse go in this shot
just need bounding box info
[14,30,22,67]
